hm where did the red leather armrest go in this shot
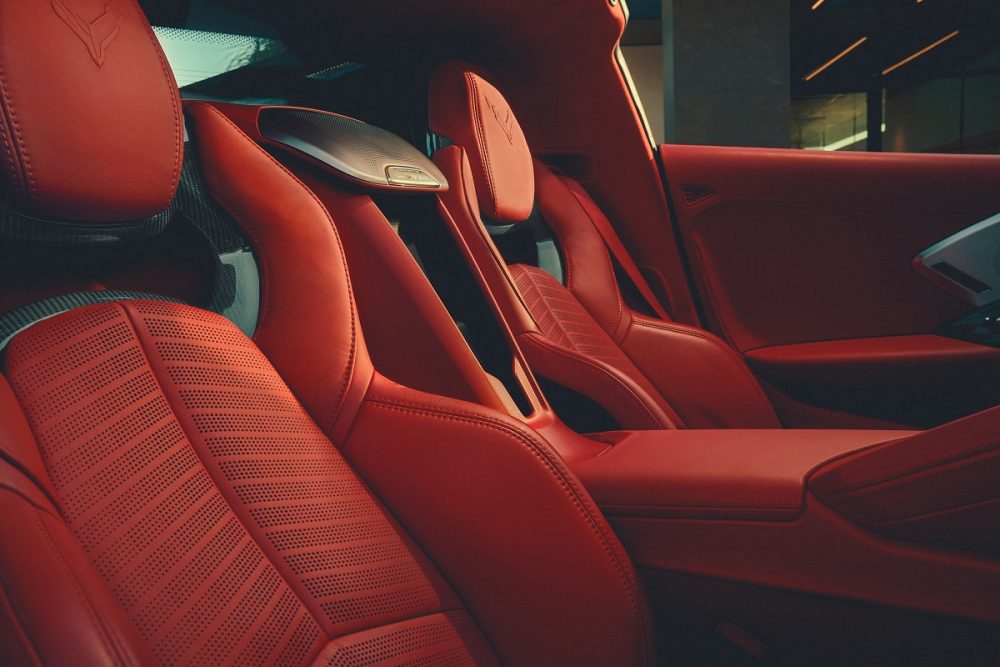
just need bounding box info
[746,335,1000,386]
[811,405,1000,557]
[570,429,909,521]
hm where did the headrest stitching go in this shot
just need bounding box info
[0,53,33,204]
[465,73,499,218]
[128,0,183,213]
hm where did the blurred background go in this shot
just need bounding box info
[622,0,1000,152]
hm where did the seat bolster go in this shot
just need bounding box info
[0,487,155,667]
[534,162,631,340]
[342,373,654,667]
[518,331,677,430]
[622,315,782,429]
[184,102,374,439]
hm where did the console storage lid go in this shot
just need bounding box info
[571,429,911,521]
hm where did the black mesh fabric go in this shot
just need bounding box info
[0,138,260,343]
[172,142,260,337]
[0,202,177,245]
[0,291,180,349]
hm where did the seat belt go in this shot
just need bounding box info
[562,179,672,320]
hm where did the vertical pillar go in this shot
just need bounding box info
[662,0,790,147]
[867,79,884,152]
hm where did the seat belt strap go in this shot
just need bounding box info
[562,177,671,320]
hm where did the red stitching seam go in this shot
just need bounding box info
[521,332,672,430]
[824,446,1000,501]
[31,509,135,667]
[194,105,359,435]
[0,576,42,667]
[0,45,31,202]
[362,395,654,667]
[131,0,181,211]
[631,319,781,427]
[559,175,626,338]
[466,74,500,219]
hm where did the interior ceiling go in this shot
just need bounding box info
[206,0,588,64]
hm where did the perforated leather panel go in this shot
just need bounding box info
[314,612,498,666]
[3,301,492,666]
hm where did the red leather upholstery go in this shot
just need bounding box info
[811,405,1000,557]
[571,428,907,521]
[0,6,654,663]
[430,60,780,430]
[510,263,680,429]
[429,61,534,223]
[0,0,183,221]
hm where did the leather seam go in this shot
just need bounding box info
[30,507,133,667]
[522,332,671,429]
[560,175,626,338]
[466,74,499,219]
[130,0,181,211]
[820,440,1000,497]
[195,104,359,433]
[869,495,1000,527]
[595,499,802,509]
[0,578,42,667]
[362,396,653,666]
[118,301,333,638]
[824,447,1000,501]
[632,319,781,427]
[0,47,33,203]
[0,102,20,201]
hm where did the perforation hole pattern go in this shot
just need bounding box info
[3,300,496,665]
[4,303,324,666]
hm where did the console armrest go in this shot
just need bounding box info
[571,429,910,521]
[811,405,1000,557]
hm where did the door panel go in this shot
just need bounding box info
[659,145,1000,427]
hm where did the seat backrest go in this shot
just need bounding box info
[429,60,684,429]
[0,5,652,665]
[429,60,781,431]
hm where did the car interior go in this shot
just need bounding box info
[1,0,998,665]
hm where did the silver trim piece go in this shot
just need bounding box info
[914,212,1000,307]
[258,107,448,192]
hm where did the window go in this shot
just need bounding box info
[622,0,1000,154]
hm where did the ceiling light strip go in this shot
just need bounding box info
[882,30,960,75]
[803,36,869,81]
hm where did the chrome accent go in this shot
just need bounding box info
[914,212,1000,306]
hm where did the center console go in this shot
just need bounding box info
[217,102,1000,661]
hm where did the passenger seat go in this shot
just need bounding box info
[430,61,781,430]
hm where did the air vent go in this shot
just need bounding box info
[931,261,993,295]
[680,184,713,206]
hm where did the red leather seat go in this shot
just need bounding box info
[0,3,652,665]
[430,61,782,430]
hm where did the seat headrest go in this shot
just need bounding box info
[0,0,183,223]
[429,60,534,223]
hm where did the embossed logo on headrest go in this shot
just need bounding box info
[52,0,122,67]
[484,95,515,144]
